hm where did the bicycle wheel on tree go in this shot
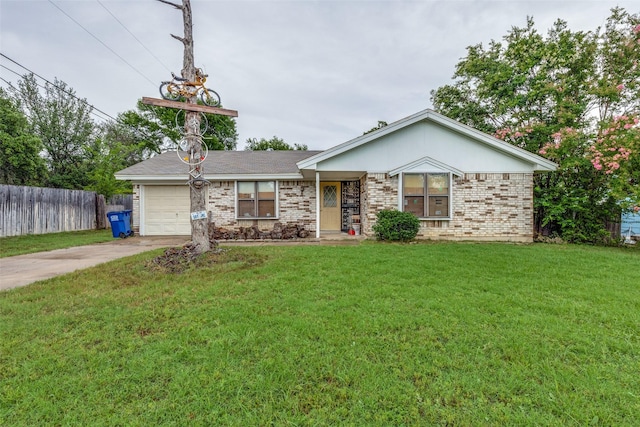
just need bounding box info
[175,110,209,135]
[200,88,221,107]
[159,82,181,101]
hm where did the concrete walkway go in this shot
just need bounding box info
[0,236,188,292]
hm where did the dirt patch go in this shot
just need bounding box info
[146,241,264,274]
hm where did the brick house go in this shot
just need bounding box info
[115,109,556,242]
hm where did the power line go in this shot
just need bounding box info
[1,57,168,146]
[0,53,118,122]
[47,0,157,88]
[96,0,172,73]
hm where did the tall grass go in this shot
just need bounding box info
[1,243,638,425]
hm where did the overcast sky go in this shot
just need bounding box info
[1,0,636,150]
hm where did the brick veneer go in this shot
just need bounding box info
[207,180,316,231]
[362,172,534,242]
[133,174,534,242]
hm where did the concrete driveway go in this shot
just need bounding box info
[0,236,188,291]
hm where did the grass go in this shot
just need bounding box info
[0,229,114,258]
[1,242,639,425]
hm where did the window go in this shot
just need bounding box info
[403,173,450,218]
[237,181,276,218]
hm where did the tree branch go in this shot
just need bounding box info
[155,0,182,10]
[170,33,185,43]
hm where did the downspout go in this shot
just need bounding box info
[316,171,321,239]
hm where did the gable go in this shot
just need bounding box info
[298,109,557,174]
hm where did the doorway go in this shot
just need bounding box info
[320,182,341,231]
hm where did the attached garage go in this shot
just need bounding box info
[142,185,192,236]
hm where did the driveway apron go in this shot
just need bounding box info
[0,237,188,291]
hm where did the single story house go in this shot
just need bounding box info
[115,109,557,242]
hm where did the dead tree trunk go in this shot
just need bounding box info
[157,0,210,254]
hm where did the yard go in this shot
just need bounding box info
[1,241,639,425]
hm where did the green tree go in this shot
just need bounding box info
[0,90,47,186]
[125,100,238,152]
[244,136,307,151]
[430,8,639,243]
[85,116,163,198]
[9,74,96,189]
[363,120,388,135]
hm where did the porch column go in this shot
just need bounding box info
[316,171,321,238]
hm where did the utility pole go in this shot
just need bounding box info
[157,0,209,253]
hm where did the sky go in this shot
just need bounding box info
[0,0,637,150]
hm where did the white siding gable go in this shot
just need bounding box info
[315,120,541,174]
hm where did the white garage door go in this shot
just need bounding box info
[143,185,192,235]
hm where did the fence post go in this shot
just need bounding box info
[96,194,107,229]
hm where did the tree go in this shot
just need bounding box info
[85,115,164,198]
[157,0,216,254]
[9,74,96,190]
[245,136,307,151]
[430,8,639,243]
[0,90,47,186]
[363,120,388,135]
[123,101,238,152]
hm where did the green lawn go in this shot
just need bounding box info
[0,230,114,258]
[1,242,639,425]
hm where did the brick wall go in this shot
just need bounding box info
[362,172,534,242]
[361,173,398,235]
[207,180,316,231]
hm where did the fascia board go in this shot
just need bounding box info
[116,173,305,182]
[115,174,185,181]
[427,111,558,171]
[389,156,465,177]
[296,109,433,169]
[297,108,557,172]
[205,173,305,180]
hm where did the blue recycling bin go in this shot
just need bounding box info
[107,210,134,238]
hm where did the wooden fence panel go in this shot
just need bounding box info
[0,185,98,237]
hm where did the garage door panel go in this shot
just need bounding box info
[144,185,193,236]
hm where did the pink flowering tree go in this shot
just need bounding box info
[590,115,640,211]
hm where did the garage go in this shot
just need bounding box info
[143,185,192,235]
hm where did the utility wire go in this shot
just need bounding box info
[47,0,157,88]
[96,0,172,73]
[0,53,118,122]
[1,54,181,148]
[1,59,167,147]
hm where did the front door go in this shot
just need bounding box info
[320,182,341,231]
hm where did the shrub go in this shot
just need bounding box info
[372,209,420,241]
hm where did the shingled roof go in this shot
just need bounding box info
[115,150,322,181]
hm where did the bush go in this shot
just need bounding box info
[372,210,420,242]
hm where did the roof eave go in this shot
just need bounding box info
[297,109,558,172]
[115,173,305,182]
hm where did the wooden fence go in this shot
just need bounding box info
[0,185,133,237]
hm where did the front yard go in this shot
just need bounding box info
[1,242,638,425]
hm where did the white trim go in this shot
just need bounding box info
[315,172,321,238]
[139,185,146,236]
[389,156,464,177]
[297,109,557,172]
[400,172,453,221]
[234,180,279,220]
[397,173,404,211]
[116,173,304,182]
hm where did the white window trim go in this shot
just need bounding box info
[235,180,279,220]
[400,172,453,220]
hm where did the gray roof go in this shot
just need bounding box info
[115,150,322,178]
